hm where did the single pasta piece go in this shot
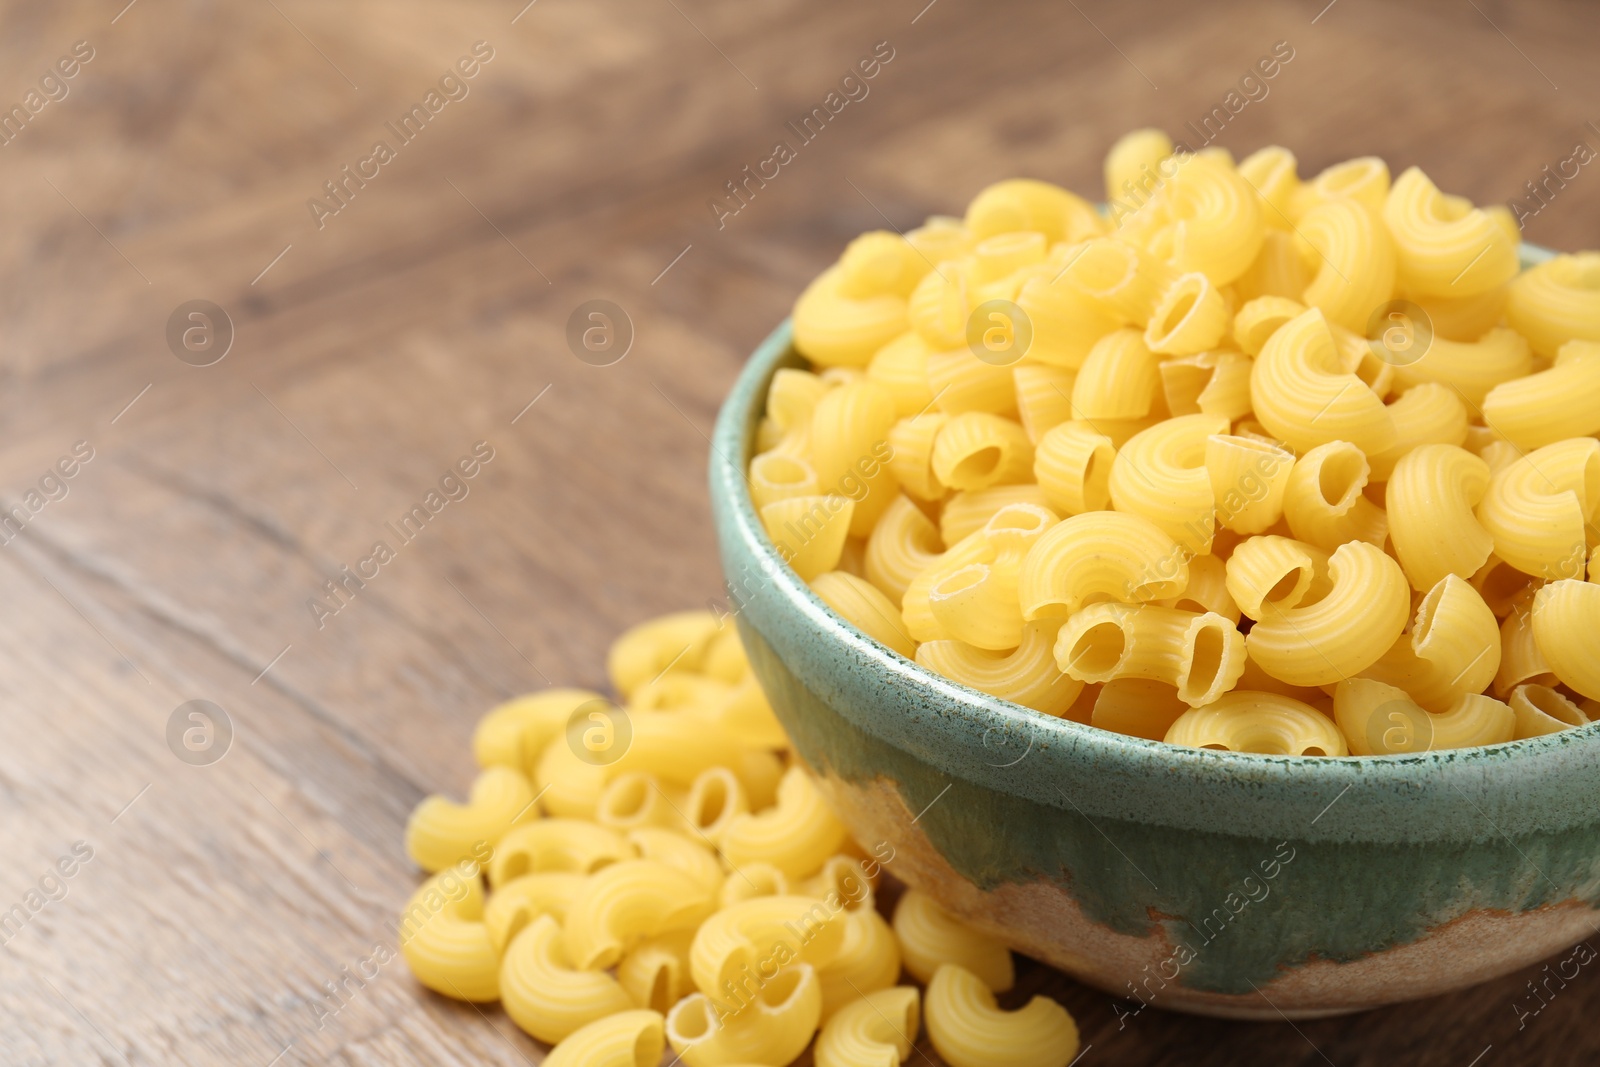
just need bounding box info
[618,929,696,1014]
[1013,363,1080,443]
[1481,341,1600,450]
[925,963,1080,1067]
[729,749,784,811]
[1151,152,1266,285]
[815,908,904,1020]
[749,449,821,511]
[1234,230,1312,302]
[689,895,848,998]
[1159,552,1241,623]
[543,1009,666,1067]
[1058,237,1178,325]
[1206,434,1295,535]
[765,368,829,456]
[804,854,880,910]
[1090,678,1192,741]
[1295,198,1397,332]
[1165,690,1350,756]
[916,622,1084,716]
[906,503,1058,645]
[1291,155,1391,218]
[1333,678,1513,755]
[1055,603,1246,706]
[812,380,900,535]
[1250,307,1396,456]
[1358,574,1501,712]
[1476,437,1600,579]
[1382,167,1519,297]
[683,767,751,846]
[1110,413,1232,554]
[1505,251,1600,357]
[1105,128,1173,205]
[561,859,717,970]
[932,412,1035,492]
[812,570,918,659]
[718,862,790,908]
[483,871,586,952]
[909,261,975,351]
[864,495,944,604]
[1531,580,1600,700]
[837,230,935,300]
[1231,652,1327,704]
[1281,441,1388,553]
[489,819,633,886]
[760,495,857,581]
[1034,422,1116,517]
[720,766,849,880]
[1019,510,1189,620]
[893,888,1014,991]
[594,773,681,832]
[1494,603,1556,697]
[1246,541,1409,686]
[793,264,909,368]
[906,215,972,269]
[1509,683,1592,739]
[816,986,920,1067]
[499,914,637,1042]
[966,178,1104,244]
[1223,534,1328,621]
[1014,266,1124,370]
[1408,280,1510,342]
[1367,382,1469,481]
[399,866,501,1002]
[1386,445,1495,592]
[927,505,1057,649]
[1145,272,1230,355]
[625,672,732,715]
[1232,295,1305,356]
[405,766,539,874]
[902,521,1000,641]
[940,485,1053,545]
[1237,145,1300,228]
[666,965,824,1067]
[970,231,1048,294]
[867,331,936,416]
[1159,349,1254,420]
[927,349,1019,415]
[607,611,726,698]
[472,688,604,772]
[709,677,791,751]
[1389,327,1532,406]
[1071,328,1163,418]
[1473,554,1538,619]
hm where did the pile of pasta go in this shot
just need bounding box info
[764,129,1600,757]
[399,610,1080,1067]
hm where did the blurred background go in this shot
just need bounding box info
[1,1,1596,1063]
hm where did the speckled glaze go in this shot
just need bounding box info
[709,258,1600,1018]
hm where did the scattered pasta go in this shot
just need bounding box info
[396,608,1080,1064]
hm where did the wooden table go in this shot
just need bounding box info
[2,1,1596,1063]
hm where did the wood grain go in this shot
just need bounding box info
[1,0,1597,1063]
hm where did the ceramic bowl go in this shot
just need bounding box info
[708,257,1600,1018]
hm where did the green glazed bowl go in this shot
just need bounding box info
[709,251,1600,1018]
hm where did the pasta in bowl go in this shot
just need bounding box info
[709,133,1600,1017]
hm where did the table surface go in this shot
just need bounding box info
[3,1,1598,1064]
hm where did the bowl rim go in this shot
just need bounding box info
[709,242,1600,799]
